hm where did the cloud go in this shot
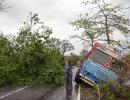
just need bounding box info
[0,0,129,54]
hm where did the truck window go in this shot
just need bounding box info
[93,49,109,65]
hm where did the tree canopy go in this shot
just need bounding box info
[71,0,130,47]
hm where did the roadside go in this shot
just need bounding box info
[0,67,98,100]
[0,85,51,100]
[0,67,79,100]
[0,86,26,97]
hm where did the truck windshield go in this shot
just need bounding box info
[93,49,109,65]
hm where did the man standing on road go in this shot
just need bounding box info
[76,61,82,68]
[75,61,82,84]
[64,61,73,89]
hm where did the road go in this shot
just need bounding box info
[0,67,97,100]
[40,67,79,100]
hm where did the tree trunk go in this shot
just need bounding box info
[105,16,110,44]
[91,38,94,46]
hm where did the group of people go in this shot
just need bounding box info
[64,61,82,90]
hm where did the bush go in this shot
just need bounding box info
[0,13,66,87]
[99,82,130,100]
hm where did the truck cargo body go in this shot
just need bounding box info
[79,59,118,85]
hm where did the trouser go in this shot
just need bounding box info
[66,74,72,87]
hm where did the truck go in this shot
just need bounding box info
[75,42,121,86]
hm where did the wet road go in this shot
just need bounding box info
[0,86,50,100]
[39,67,97,100]
[0,67,97,100]
[40,67,79,100]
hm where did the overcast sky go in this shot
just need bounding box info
[0,0,130,54]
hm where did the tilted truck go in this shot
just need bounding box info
[75,42,121,86]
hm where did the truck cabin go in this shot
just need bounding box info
[84,42,121,71]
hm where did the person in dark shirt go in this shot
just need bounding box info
[75,61,82,84]
[64,61,73,89]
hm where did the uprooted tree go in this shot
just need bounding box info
[71,0,130,47]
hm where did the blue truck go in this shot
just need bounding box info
[75,42,120,86]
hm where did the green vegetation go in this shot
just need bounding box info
[98,82,130,100]
[0,13,74,87]
[96,53,130,100]
[64,53,83,66]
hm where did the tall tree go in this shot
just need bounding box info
[71,0,130,47]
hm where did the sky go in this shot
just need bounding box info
[0,0,130,55]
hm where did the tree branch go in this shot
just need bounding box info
[106,4,121,16]
[70,35,92,46]
[110,40,128,49]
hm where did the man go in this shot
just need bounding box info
[75,61,82,84]
[76,61,82,68]
[64,61,73,89]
